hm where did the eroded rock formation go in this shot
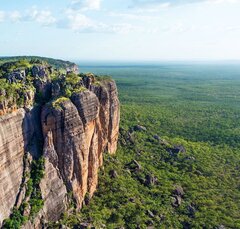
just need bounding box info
[0,109,28,224]
[0,59,120,228]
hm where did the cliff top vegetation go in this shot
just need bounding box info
[0,58,112,114]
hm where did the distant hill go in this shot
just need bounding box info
[0,56,77,70]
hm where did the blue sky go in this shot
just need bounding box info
[0,0,240,61]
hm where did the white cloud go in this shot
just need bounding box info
[110,23,141,34]
[58,0,103,32]
[136,2,171,12]
[161,22,195,33]
[0,11,5,22]
[62,9,138,33]
[131,0,239,10]
[0,8,56,26]
[25,8,56,26]
[223,25,240,31]
[109,12,155,20]
[0,6,138,34]
[84,0,101,10]
[70,0,101,11]
[65,10,97,31]
[206,0,239,3]
[132,0,193,7]
[34,10,56,26]
[9,11,22,22]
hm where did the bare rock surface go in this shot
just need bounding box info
[41,82,120,208]
[41,99,89,208]
[0,109,29,225]
[40,131,68,221]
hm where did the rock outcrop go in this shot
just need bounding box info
[0,109,28,224]
[41,131,68,221]
[0,59,120,228]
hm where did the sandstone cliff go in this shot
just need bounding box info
[0,59,120,228]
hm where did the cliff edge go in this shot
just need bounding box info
[0,58,120,228]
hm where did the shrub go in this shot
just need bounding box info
[3,206,27,229]
[52,97,69,110]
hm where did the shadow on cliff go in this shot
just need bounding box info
[22,105,44,159]
[13,106,44,209]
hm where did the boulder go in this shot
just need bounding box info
[216,225,226,229]
[147,210,155,218]
[173,185,185,196]
[129,197,135,203]
[52,82,61,97]
[159,139,170,146]
[73,222,90,229]
[133,125,147,132]
[153,135,161,141]
[171,185,184,207]
[32,65,48,78]
[109,170,118,179]
[127,132,135,144]
[132,160,142,171]
[187,204,196,217]
[145,174,158,187]
[173,145,186,153]
[167,145,186,155]
[6,70,26,83]
[171,196,182,207]
[146,220,154,226]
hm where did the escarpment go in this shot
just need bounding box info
[0,109,30,223]
[0,58,120,228]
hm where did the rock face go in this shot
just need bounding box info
[89,81,120,155]
[41,84,120,209]
[40,131,68,221]
[0,88,34,116]
[0,60,120,228]
[6,70,26,83]
[0,109,28,224]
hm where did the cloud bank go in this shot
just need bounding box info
[0,0,239,34]
[70,0,102,11]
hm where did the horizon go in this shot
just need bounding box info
[1,0,240,60]
[2,55,240,66]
